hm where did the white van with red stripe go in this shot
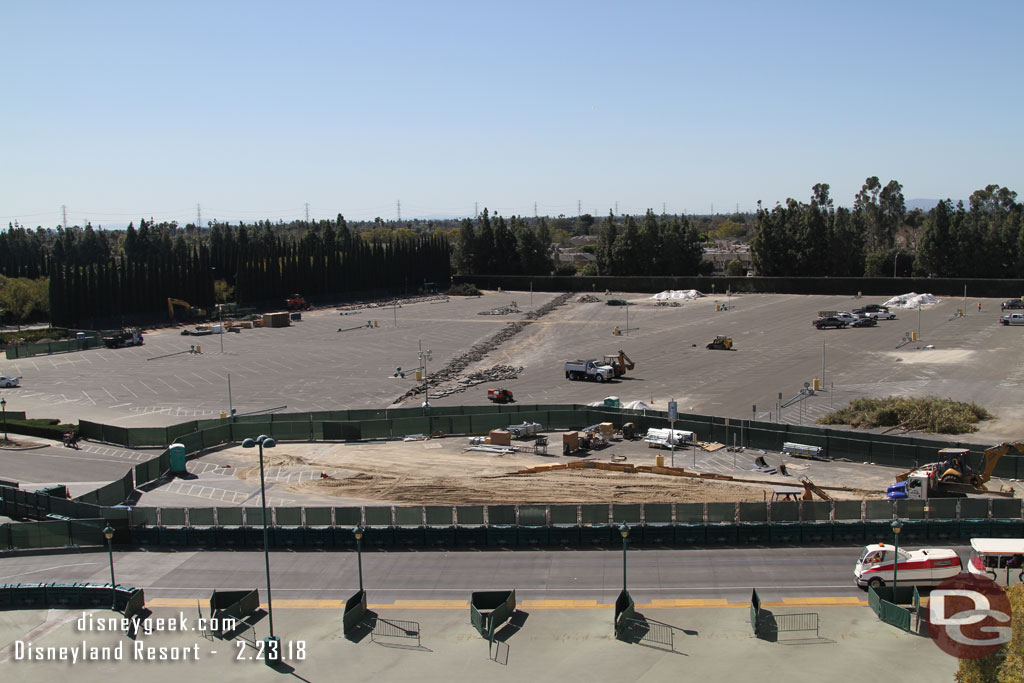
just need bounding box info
[854,543,962,589]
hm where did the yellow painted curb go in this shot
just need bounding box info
[780,597,866,606]
[147,599,201,608]
[644,599,734,608]
[520,600,605,609]
[387,600,469,609]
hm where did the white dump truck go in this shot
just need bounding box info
[564,359,615,382]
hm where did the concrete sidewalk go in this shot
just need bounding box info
[0,603,954,681]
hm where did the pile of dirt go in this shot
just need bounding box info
[393,292,573,402]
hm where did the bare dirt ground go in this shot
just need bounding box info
[218,434,882,506]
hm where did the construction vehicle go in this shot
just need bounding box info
[564,359,615,382]
[487,388,514,403]
[102,327,144,349]
[286,294,310,311]
[706,336,733,350]
[888,442,1024,499]
[167,298,206,321]
[602,350,636,378]
[800,476,832,501]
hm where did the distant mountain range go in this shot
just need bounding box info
[906,198,945,211]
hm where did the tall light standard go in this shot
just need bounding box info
[354,525,364,592]
[891,519,903,594]
[1,397,6,441]
[893,249,901,278]
[619,523,630,593]
[103,525,116,610]
[242,434,279,654]
[418,340,432,412]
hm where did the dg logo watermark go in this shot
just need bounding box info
[929,573,1013,659]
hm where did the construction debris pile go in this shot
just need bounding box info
[575,295,601,303]
[337,294,448,314]
[427,364,525,399]
[478,305,521,315]
[393,292,573,403]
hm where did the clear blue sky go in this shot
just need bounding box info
[3,1,1022,228]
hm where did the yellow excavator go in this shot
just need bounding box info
[894,441,1024,494]
[934,442,1024,490]
[602,350,636,378]
[167,298,206,321]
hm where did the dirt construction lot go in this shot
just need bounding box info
[3,289,1023,506]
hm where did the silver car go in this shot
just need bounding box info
[0,375,21,388]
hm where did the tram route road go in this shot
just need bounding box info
[0,545,969,604]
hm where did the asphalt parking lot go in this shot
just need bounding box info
[0,290,1020,446]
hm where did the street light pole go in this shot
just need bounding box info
[1,397,6,441]
[354,526,364,592]
[619,523,630,593]
[103,525,116,610]
[242,435,278,643]
[891,519,903,594]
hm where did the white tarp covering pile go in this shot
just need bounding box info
[651,289,704,300]
[621,400,652,410]
[643,427,694,448]
[586,399,652,411]
[883,292,941,309]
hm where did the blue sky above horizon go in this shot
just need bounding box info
[3,1,1022,229]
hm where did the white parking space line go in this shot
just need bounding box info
[120,384,139,398]
[138,380,159,395]
[156,377,178,392]
[80,391,97,405]
[178,376,195,388]
[191,371,215,385]
[102,387,118,402]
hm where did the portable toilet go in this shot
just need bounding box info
[169,443,187,474]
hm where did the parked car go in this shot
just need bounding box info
[854,306,896,320]
[851,316,878,327]
[1002,299,1024,310]
[0,375,20,388]
[834,312,859,325]
[813,316,847,329]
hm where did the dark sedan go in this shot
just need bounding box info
[851,316,877,327]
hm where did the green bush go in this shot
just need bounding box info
[447,283,481,296]
[0,328,70,348]
[817,396,992,434]
[1,418,72,441]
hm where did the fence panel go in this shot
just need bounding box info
[864,500,894,520]
[275,507,302,526]
[487,506,516,525]
[394,507,424,526]
[364,507,392,526]
[304,507,332,526]
[517,505,546,526]
[992,499,1022,519]
[425,506,454,526]
[643,503,672,524]
[801,501,831,522]
[580,504,610,525]
[706,502,736,523]
[960,498,990,519]
[611,504,641,525]
[549,505,578,525]
[188,508,215,526]
[160,508,186,526]
[216,507,243,526]
[676,503,704,523]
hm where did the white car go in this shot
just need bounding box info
[834,312,859,325]
[855,543,961,589]
[0,375,20,388]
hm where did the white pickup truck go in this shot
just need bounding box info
[1000,312,1024,326]
[854,543,962,589]
[564,359,615,382]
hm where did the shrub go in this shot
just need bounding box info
[817,396,992,434]
[447,283,481,296]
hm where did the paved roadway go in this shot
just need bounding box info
[0,545,969,604]
[0,442,158,494]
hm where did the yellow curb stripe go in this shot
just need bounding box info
[520,600,606,609]
[645,599,731,608]
[387,600,469,609]
[145,597,869,610]
[780,597,866,606]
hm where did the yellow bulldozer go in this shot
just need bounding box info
[706,336,733,350]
